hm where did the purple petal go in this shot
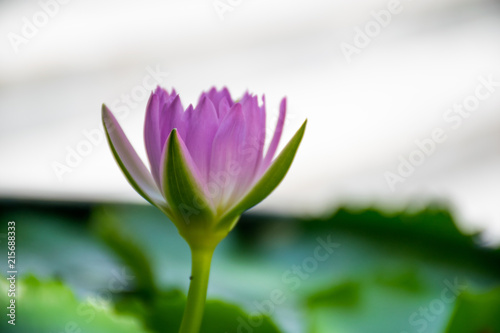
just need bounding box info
[144,87,178,189]
[209,103,246,207]
[262,97,287,170]
[155,86,175,110]
[180,104,194,141]
[259,95,268,143]
[182,104,194,126]
[243,95,266,159]
[203,87,234,119]
[102,105,166,207]
[155,86,168,104]
[160,94,186,149]
[184,97,219,185]
[144,92,162,189]
[237,94,266,190]
[218,97,231,121]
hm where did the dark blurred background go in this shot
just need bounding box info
[0,0,499,332]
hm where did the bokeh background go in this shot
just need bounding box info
[0,0,499,332]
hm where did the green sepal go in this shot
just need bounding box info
[217,120,307,231]
[162,129,215,234]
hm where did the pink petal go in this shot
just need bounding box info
[243,95,266,163]
[160,94,186,148]
[218,97,231,121]
[209,103,246,208]
[203,87,234,119]
[262,97,286,170]
[144,92,162,189]
[236,94,266,191]
[102,105,166,207]
[184,97,219,185]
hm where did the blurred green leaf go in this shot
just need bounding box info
[302,268,452,333]
[445,288,500,333]
[2,200,500,333]
[307,280,361,309]
[373,267,424,294]
[115,290,282,333]
[0,275,150,333]
[91,207,158,299]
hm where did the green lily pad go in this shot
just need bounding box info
[0,275,150,333]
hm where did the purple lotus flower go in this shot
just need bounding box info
[102,86,305,333]
[102,87,305,241]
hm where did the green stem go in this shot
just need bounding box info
[178,246,215,333]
